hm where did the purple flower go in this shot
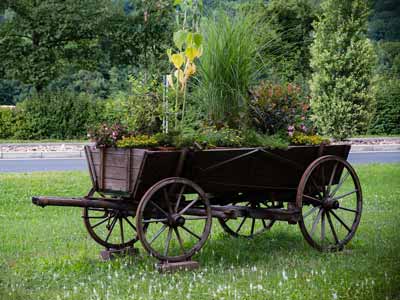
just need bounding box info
[287,125,295,137]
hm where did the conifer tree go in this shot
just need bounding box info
[309,0,376,139]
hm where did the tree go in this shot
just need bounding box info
[258,0,318,81]
[0,0,111,92]
[309,0,376,139]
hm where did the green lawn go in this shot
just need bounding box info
[0,164,399,300]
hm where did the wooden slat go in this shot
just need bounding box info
[103,179,128,192]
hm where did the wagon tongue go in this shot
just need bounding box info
[31,196,133,211]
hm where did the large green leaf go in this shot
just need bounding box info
[173,30,187,50]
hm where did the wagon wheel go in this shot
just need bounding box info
[83,190,141,249]
[297,155,362,252]
[218,202,275,238]
[83,207,141,250]
[136,177,212,262]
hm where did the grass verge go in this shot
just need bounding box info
[0,164,399,299]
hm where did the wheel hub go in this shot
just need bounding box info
[322,199,340,210]
[169,215,185,227]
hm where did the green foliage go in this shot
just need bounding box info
[88,123,129,148]
[369,0,400,41]
[14,92,102,139]
[374,41,400,78]
[195,12,262,128]
[290,132,329,145]
[0,79,31,105]
[249,81,311,135]
[103,75,162,135]
[154,126,289,149]
[0,106,15,138]
[369,76,400,134]
[117,135,158,148]
[0,0,174,92]
[309,0,377,140]
[256,0,318,81]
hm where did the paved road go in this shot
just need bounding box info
[0,152,399,173]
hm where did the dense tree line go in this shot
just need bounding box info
[0,0,398,138]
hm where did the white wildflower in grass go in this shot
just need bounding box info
[332,292,338,299]
[257,284,263,290]
[251,266,257,272]
[282,270,288,281]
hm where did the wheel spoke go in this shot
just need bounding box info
[119,218,125,245]
[331,189,358,201]
[181,225,201,240]
[321,211,325,244]
[303,206,319,219]
[104,216,118,243]
[163,188,173,214]
[250,218,256,236]
[310,208,323,237]
[319,164,326,196]
[262,218,267,229]
[326,211,339,244]
[310,176,324,198]
[123,216,137,231]
[303,194,323,203]
[164,227,173,256]
[330,171,350,198]
[175,185,186,213]
[178,198,199,216]
[142,218,168,224]
[337,206,358,213]
[330,210,351,233]
[149,200,168,217]
[236,216,247,233]
[148,224,167,245]
[184,216,208,220]
[327,162,338,195]
[174,228,186,255]
[90,215,112,229]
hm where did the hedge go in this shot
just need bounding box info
[369,78,400,135]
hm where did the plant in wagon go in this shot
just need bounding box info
[166,0,204,131]
[195,11,263,129]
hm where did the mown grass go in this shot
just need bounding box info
[0,164,399,300]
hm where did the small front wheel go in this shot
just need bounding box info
[297,155,362,251]
[136,177,212,262]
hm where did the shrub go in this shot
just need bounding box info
[88,123,129,148]
[249,81,311,135]
[290,132,329,145]
[369,77,400,134]
[14,92,102,139]
[103,75,162,135]
[309,0,376,140]
[0,106,16,138]
[195,12,262,128]
[117,135,158,148]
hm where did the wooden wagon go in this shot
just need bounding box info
[33,144,362,264]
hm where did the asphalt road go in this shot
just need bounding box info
[0,151,399,173]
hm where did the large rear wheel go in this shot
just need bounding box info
[297,155,362,251]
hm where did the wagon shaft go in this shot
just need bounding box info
[32,196,134,212]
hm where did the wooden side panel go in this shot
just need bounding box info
[86,147,147,194]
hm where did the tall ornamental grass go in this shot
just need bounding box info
[196,12,263,128]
